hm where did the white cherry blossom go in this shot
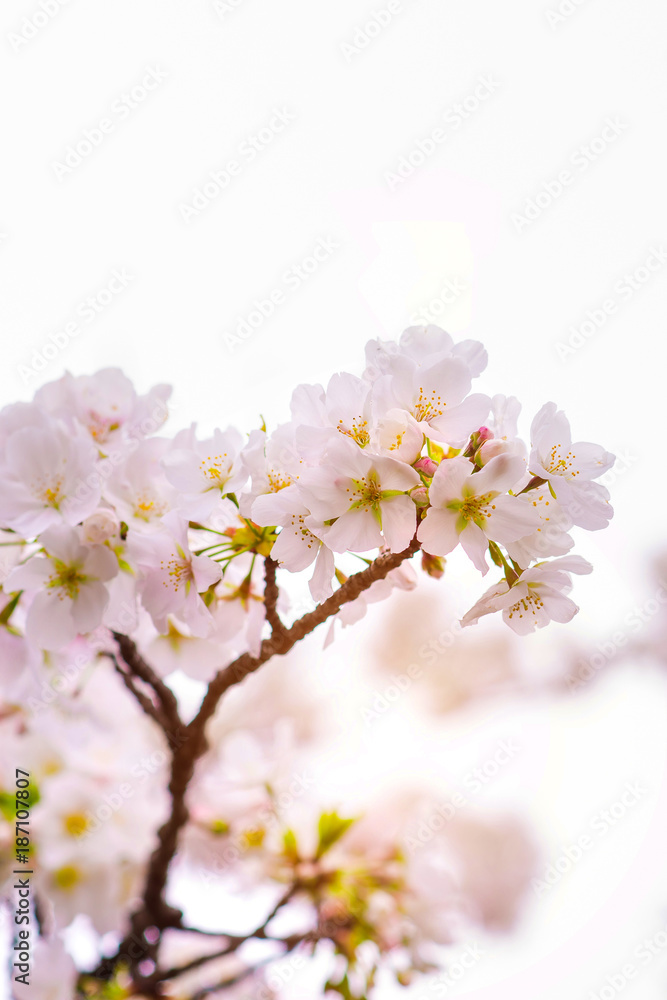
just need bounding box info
[35,367,171,451]
[252,486,335,602]
[461,555,593,634]
[163,424,247,520]
[529,402,614,528]
[128,511,222,636]
[0,422,101,535]
[418,455,541,573]
[298,440,421,554]
[4,526,118,649]
[372,355,490,446]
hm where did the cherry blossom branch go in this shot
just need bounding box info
[263,555,288,638]
[101,537,420,989]
[111,631,184,737]
[160,884,300,981]
[188,937,305,1000]
[106,651,168,730]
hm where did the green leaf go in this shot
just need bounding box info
[316,810,356,858]
[0,781,40,820]
[283,827,299,862]
[0,592,21,626]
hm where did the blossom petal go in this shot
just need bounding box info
[417,507,460,557]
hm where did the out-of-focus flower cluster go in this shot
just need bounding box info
[0,327,614,997]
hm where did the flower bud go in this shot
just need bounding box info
[414,457,438,477]
[421,551,446,578]
[410,487,430,507]
[81,508,119,544]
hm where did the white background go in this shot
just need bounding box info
[1,0,667,996]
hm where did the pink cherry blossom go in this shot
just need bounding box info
[0,422,101,535]
[529,402,615,528]
[298,440,421,554]
[418,455,541,573]
[163,424,247,520]
[461,555,593,634]
[252,486,335,602]
[128,511,222,636]
[4,526,118,649]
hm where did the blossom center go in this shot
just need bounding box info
[288,513,315,549]
[87,409,121,443]
[64,812,89,838]
[347,474,392,512]
[267,470,291,492]
[337,417,370,448]
[54,865,80,890]
[412,386,446,422]
[160,557,194,592]
[199,453,231,487]
[448,491,497,528]
[32,475,65,508]
[544,443,578,477]
[134,493,168,521]
[46,559,87,599]
[507,589,545,621]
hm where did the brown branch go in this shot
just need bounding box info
[263,556,288,638]
[160,884,300,981]
[106,651,166,728]
[188,936,305,1000]
[112,631,183,735]
[99,536,420,987]
[194,536,421,743]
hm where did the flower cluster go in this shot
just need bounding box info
[0,326,613,676]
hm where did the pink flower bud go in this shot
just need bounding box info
[414,457,438,477]
[477,426,493,443]
[411,487,430,507]
[421,551,446,578]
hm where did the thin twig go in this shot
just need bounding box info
[263,556,288,638]
[105,651,165,728]
[188,936,305,1000]
[112,631,182,733]
[160,884,300,980]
